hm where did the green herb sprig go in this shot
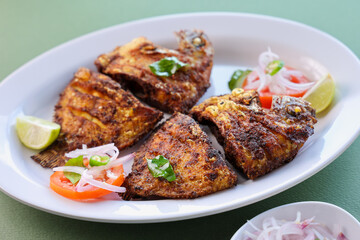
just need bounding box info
[64,155,84,184]
[147,155,176,182]
[149,57,187,77]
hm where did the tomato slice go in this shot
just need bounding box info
[255,92,273,109]
[242,70,309,108]
[50,165,124,200]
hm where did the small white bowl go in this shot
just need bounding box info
[231,201,360,240]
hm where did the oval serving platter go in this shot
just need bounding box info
[0,12,360,223]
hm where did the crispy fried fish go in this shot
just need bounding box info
[31,68,163,168]
[189,88,317,179]
[95,30,214,113]
[122,113,237,199]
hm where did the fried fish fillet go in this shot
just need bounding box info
[95,30,214,113]
[189,88,317,179]
[31,67,163,168]
[122,112,237,199]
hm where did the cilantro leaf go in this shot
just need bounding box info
[149,57,187,77]
[228,69,252,90]
[147,155,176,182]
[64,155,84,184]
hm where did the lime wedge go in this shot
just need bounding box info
[303,74,335,114]
[16,116,60,150]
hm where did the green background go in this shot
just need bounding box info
[1,0,359,239]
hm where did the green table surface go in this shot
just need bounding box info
[1,1,359,239]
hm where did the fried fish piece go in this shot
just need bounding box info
[122,112,237,199]
[189,88,317,179]
[95,30,214,113]
[31,68,163,168]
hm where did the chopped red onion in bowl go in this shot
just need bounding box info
[243,211,347,240]
[231,202,360,240]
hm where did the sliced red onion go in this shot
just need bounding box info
[65,143,119,161]
[247,220,261,232]
[313,224,338,239]
[262,218,272,230]
[75,175,94,192]
[271,217,279,228]
[313,227,329,239]
[255,67,270,92]
[337,232,348,240]
[106,170,118,180]
[333,224,347,239]
[282,69,305,79]
[244,212,347,240]
[279,222,303,235]
[258,227,278,239]
[245,49,317,96]
[244,230,257,239]
[75,154,133,192]
[277,71,315,91]
[300,216,315,229]
[258,48,279,70]
[86,153,135,177]
[80,170,126,193]
[303,230,315,240]
[53,166,85,175]
[121,155,135,177]
[245,80,260,90]
[107,153,134,168]
[58,144,134,195]
[104,146,119,163]
[246,70,259,84]
[268,80,286,94]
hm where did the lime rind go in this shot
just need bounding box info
[16,116,60,150]
[303,74,335,114]
[228,69,252,90]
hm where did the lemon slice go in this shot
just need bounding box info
[303,74,335,114]
[16,116,60,150]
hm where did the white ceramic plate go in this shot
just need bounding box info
[231,201,360,239]
[0,12,360,223]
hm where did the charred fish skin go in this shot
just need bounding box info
[31,67,163,168]
[95,29,214,114]
[189,88,317,180]
[122,112,237,200]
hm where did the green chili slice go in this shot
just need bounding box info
[266,60,284,76]
[89,155,110,167]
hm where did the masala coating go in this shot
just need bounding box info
[189,88,317,179]
[95,29,214,113]
[32,67,163,168]
[122,113,237,199]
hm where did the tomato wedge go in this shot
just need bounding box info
[50,165,124,200]
[242,71,310,109]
